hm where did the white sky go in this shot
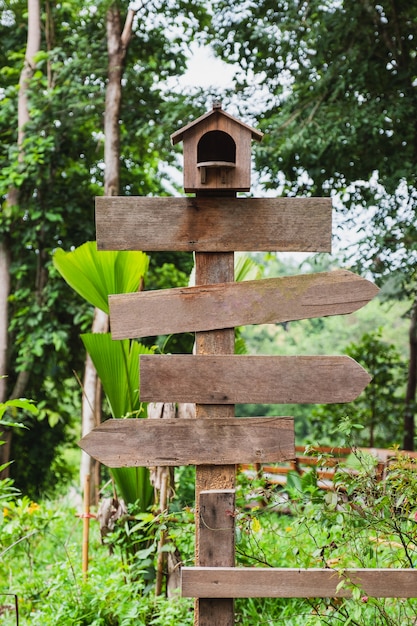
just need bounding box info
[179,44,237,89]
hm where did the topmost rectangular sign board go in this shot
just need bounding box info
[96,196,332,252]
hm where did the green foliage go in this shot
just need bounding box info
[310,329,407,447]
[233,439,417,624]
[212,2,417,285]
[4,442,417,624]
[0,495,194,625]
[54,244,150,314]
[0,397,36,504]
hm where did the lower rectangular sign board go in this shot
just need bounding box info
[78,417,295,467]
[109,269,379,339]
[181,567,417,599]
[96,196,332,252]
[140,355,371,405]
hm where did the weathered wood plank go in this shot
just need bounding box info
[96,196,332,252]
[109,270,379,339]
[181,567,417,598]
[140,355,371,404]
[78,417,295,467]
[199,491,235,567]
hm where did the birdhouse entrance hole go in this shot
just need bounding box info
[197,130,236,184]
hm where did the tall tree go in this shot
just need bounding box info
[212,0,417,447]
[80,4,137,495]
[0,0,41,474]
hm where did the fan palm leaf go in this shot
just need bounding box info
[81,332,155,508]
[53,242,149,313]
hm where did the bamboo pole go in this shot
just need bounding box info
[82,474,90,580]
[155,470,169,596]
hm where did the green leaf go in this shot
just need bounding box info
[0,398,38,421]
[80,333,154,418]
[235,253,262,282]
[111,466,154,511]
[53,242,149,313]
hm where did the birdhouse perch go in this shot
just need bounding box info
[171,102,263,193]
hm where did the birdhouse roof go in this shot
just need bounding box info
[170,103,263,145]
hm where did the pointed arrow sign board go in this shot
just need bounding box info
[79,417,295,467]
[140,355,371,405]
[109,269,379,339]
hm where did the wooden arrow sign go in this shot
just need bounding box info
[109,269,379,339]
[78,417,294,467]
[140,355,371,404]
[181,567,417,599]
[96,196,332,252]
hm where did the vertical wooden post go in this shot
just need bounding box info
[197,490,235,625]
[194,191,236,625]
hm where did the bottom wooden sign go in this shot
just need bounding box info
[79,417,294,467]
[181,567,417,599]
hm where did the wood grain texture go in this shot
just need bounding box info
[109,269,379,339]
[140,355,372,404]
[78,417,295,467]
[199,491,235,567]
[95,196,332,252]
[197,492,236,624]
[181,567,417,598]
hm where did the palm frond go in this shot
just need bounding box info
[53,242,149,313]
[235,252,263,282]
[80,333,154,418]
[112,466,154,511]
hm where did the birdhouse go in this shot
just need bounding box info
[171,102,263,193]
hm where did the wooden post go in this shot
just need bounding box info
[194,191,235,625]
[197,490,235,626]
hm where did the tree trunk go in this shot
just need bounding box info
[0,240,11,404]
[0,240,11,474]
[80,307,108,498]
[80,5,136,498]
[403,297,417,450]
[105,5,135,197]
[0,0,41,476]
[17,0,41,147]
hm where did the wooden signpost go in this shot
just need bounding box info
[78,103,414,625]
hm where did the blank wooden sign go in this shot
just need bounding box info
[79,417,295,467]
[182,567,417,599]
[140,355,371,404]
[109,270,379,339]
[96,196,332,252]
